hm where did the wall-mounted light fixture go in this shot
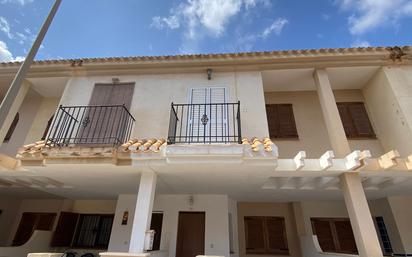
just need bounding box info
[207,68,213,80]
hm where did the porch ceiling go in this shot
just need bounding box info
[2,161,412,202]
[262,66,380,92]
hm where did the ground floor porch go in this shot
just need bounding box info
[1,192,412,257]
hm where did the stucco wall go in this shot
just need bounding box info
[264,90,384,158]
[237,202,301,257]
[228,198,239,257]
[109,194,231,257]
[363,67,412,156]
[58,72,268,140]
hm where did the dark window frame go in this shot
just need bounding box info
[337,102,376,139]
[3,112,19,143]
[72,214,114,249]
[265,104,298,139]
[244,216,289,255]
[375,216,393,255]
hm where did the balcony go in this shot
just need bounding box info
[46,105,135,147]
[168,101,242,144]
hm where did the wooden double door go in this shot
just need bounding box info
[175,212,205,257]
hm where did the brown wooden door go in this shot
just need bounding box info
[13,212,56,246]
[311,219,337,253]
[176,212,205,257]
[78,83,135,145]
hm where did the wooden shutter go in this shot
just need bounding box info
[337,102,375,138]
[265,217,288,254]
[244,217,266,254]
[334,220,357,254]
[311,219,337,253]
[266,105,279,138]
[89,83,134,108]
[4,113,19,142]
[51,212,79,247]
[266,104,298,138]
[347,103,375,138]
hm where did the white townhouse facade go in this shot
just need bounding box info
[0,46,411,257]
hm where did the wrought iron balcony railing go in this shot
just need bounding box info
[168,101,242,144]
[46,105,135,147]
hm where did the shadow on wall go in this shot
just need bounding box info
[0,230,55,257]
[300,235,359,257]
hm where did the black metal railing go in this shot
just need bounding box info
[46,105,135,147]
[168,101,241,144]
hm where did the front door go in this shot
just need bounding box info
[13,212,56,246]
[176,212,205,257]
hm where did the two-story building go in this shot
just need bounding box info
[0,46,412,257]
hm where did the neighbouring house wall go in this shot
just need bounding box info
[264,90,384,158]
[59,71,268,140]
[237,202,301,257]
[386,196,412,254]
[109,194,231,257]
[228,198,239,257]
[363,67,412,156]
[24,97,60,144]
[369,198,404,254]
[0,89,42,157]
[0,197,22,246]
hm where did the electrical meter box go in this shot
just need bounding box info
[144,230,155,251]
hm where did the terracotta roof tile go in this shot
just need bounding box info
[1,46,410,67]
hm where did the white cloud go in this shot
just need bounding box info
[151,15,180,30]
[0,40,24,62]
[1,0,34,5]
[351,39,371,47]
[261,18,288,38]
[337,0,412,34]
[152,0,272,40]
[321,13,331,20]
[0,16,13,39]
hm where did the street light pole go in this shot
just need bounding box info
[0,0,62,141]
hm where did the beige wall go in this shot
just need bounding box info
[237,202,301,257]
[59,72,269,140]
[363,67,412,156]
[264,90,384,158]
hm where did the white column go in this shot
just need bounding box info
[129,171,157,253]
[314,69,350,157]
[0,80,30,144]
[340,173,383,257]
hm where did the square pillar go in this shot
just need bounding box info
[0,80,30,145]
[340,173,383,257]
[314,69,350,157]
[129,171,157,253]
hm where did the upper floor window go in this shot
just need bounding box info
[337,102,376,139]
[265,104,298,139]
[3,112,19,143]
[244,216,289,255]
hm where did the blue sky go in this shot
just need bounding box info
[0,0,412,61]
